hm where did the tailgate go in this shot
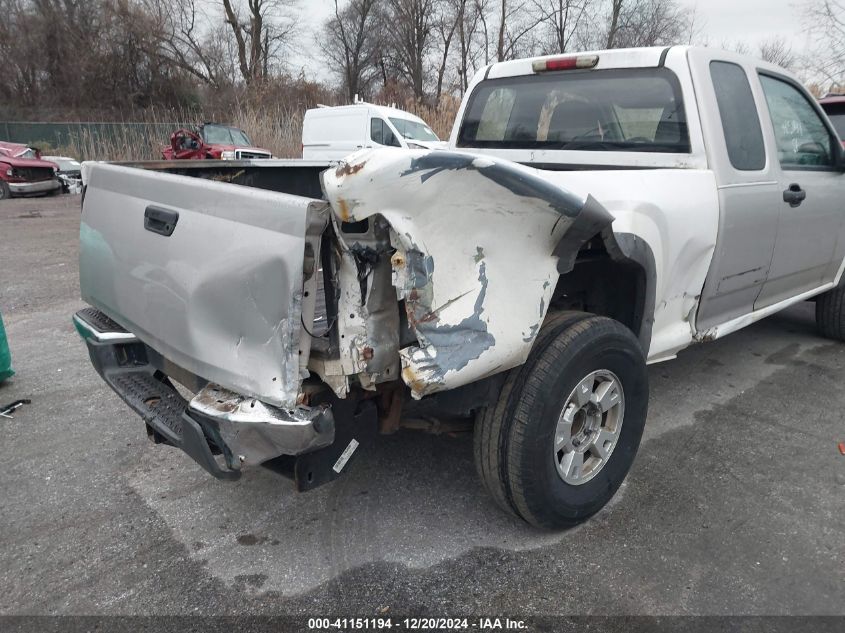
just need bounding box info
[80,163,327,408]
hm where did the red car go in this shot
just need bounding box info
[819,94,845,146]
[0,142,61,200]
[162,123,273,160]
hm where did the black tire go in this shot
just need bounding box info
[474,310,591,516]
[0,182,10,200]
[816,282,845,341]
[473,312,648,529]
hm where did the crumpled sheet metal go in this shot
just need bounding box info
[189,384,334,464]
[322,149,588,398]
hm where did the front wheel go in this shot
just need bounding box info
[0,182,10,200]
[474,313,648,529]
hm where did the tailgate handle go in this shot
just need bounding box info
[144,205,179,236]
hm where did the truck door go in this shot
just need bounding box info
[693,58,780,331]
[753,72,845,309]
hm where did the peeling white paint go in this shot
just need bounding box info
[322,149,580,398]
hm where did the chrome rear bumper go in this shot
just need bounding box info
[73,308,335,479]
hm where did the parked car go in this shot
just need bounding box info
[819,94,845,146]
[75,46,845,529]
[0,142,61,199]
[161,123,273,160]
[43,155,82,194]
[302,103,446,160]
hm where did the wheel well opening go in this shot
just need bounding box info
[549,235,647,343]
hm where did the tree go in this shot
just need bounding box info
[602,0,692,49]
[433,0,460,99]
[605,0,622,47]
[0,0,191,110]
[531,0,592,54]
[221,0,300,85]
[804,0,845,85]
[454,0,491,92]
[319,0,381,102]
[142,0,228,87]
[382,0,438,99]
[496,0,543,61]
[759,36,795,68]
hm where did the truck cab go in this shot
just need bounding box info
[0,141,61,199]
[161,123,273,160]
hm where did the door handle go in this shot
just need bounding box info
[783,183,806,207]
[144,205,179,236]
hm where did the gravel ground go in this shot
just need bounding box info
[1,194,844,618]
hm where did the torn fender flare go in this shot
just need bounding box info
[321,148,617,399]
[554,194,615,274]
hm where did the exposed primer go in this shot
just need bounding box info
[321,148,586,398]
[409,262,495,382]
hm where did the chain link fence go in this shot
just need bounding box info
[0,121,185,160]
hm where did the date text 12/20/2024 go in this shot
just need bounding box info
[307,617,528,630]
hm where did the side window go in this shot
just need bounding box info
[370,118,401,147]
[370,118,384,145]
[759,74,834,168]
[710,61,766,170]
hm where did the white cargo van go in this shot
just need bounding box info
[301,103,445,160]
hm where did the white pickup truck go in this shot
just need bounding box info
[75,46,845,529]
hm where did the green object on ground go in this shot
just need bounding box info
[0,311,13,382]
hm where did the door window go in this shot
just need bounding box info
[759,74,835,168]
[370,118,401,147]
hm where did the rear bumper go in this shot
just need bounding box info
[8,178,61,196]
[73,308,335,479]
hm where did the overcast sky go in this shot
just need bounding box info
[289,0,808,84]
[686,0,806,51]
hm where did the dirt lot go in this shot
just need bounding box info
[1,194,845,617]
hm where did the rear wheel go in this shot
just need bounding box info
[474,312,648,529]
[816,282,845,341]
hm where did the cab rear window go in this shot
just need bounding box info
[457,67,690,153]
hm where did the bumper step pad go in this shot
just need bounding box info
[76,307,129,334]
[76,309,240,480]
[109,371,186,443]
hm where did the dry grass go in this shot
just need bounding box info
[47,97,462,162]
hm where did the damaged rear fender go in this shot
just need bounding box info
[320,149,619,398]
